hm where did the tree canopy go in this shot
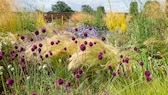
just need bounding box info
[52,1,73,12]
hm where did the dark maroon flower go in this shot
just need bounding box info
[0,51,5,55]
[57,40,60,43]
[20,36,25,40]
[84,32,87,37]
[14,53,18,58]
[98,54,103,60]
[71,36,76,41]
[21,63,26,70]
[6,78,14,86]
[64,47,67,51]
[20,57,25,63]
[112,72,116,77]
[94,42,96,44]
[144,70,151,77]
[84,41,87,45]
[40,55,43,59]
[134,47,138,51]
[146,76,152,82]
[32,93,38,95]
[57,78,64,85]
[101,36,106,41]
[77,68,83,74]
[39,43,43,47]
[10,50,14,55]
[99,52,103,55]
[139,61,144,66]
[34,30,39,35]
[0,55,3,60]
[42,27,46,33]
[74,28,78,31]
[32,45,37,50]
[80,44,86,51]
[20,47,24,52]
[30,38,33,42]
[49,51,53,56]
[67,81,71,87]
[69,54,71,58]
[75,40,77,44]
[50,41,54,45]
[89,42,93,47]
[103,50,106,54]
[75,74,80,79]
[45,54,49,58]
[117,69,120,74]
[38,48,41,53]
[14,45,18,49]
[31,48,35,52]
[124,58,129,63]
[120,55,123,58]
[108,65,112,70]
[89,27,92,30]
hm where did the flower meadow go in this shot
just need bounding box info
[0,0,168,95]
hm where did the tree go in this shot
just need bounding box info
[52,1,73,12]
[81,5,94,14]
[129,1,138,17]
[97,6,105,14]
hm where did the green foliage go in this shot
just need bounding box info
[129,1,138,17]
[97,6,105,14]
[81,5,95,14]
[51,1,73,12]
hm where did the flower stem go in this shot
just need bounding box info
[1,75,7,95]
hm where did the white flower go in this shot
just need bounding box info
[58,59,62,63]
[0,66,4,71]
[11,67,14,72]
[8,65,12,69]
[0,72,3,76]
[26,76,30,80]
[42,64,47,69]
[38,66,42,70]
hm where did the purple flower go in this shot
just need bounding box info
[103,50,106,54]
[6,78,14,86]
[0,51,5,55]
[77,68,83,74]
[120,55,123,58]
[117,69,120,74]
[89,42,93,47]
[39,43,43,47]
[134,47,138,51]
[84,41,87,45]
[108,65,112,70]
[89,27,92,30]
[101,36,106,41]
[99,52,103,55]
[94,42,96,44]
[98,54,103,60]
[57,78,64,85]
[20,47,24,52]
[146,76,152,82]
[75,40,78,44]
[71,36,76,41]
[32,45,37,50]
[14,45,18,49]
[139,61,144,66]
[69,54,71,58]
[64,47,67,51]
[14,53,18,58]
[49,51,53,56]
[34,30,39,35]
[144,70,151,77]
[45,54,49,58]
[10,50,14,55]
[50,41,54,45]
[20,36,25,40]
[20,57,25,63]
[67,81,71,87]
[21,63,26,70]
[42,27,46,33]
[80,44,86,51]
[30,38,34,42]
[74,28,78,31]
[32,93,38,95]
[0,55,3,60]
[112,72,117,77]
[84,32,88,37]
[124,58,129,63]
[38,48,41,53]
[75,74,80,79]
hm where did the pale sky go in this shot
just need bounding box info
[16,0,165,12]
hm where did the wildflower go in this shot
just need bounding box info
[20,57,25,63]
[84,41,87,45]
[50,41,54,45]
[98,54,103,60]
[139,61,144,66]
[14,53,18,58]
[38,48,41,53]
[74,28,78,31]
[80,44,86,51]
[117,69,120,74]
[20,47,24,52]
[77,68,83,74]
[20,35,25,40]
[108,65,112,70]
[0,55,3,60]
[112,72,117,77]
[144,70,151,77]
[120,55,123,58]
[84,32,88,37]
[94,42,96,44]
[34,30,39,35]
[89,42,93,47]
[103,50,106,54]
[45,54,49,58]
[64,47,67,51]
[31,48,35,52]
[89,27,92,30]
[67,81,71,87]
[75,74,80,79]
[101,36,106,41]
[32,93,38,95]
[21,64,26,70]
[0,51,5,55]
[124,58,129,63]
[71,36,76,41]
[39,43,43,47]
[146,76,152,82]
[10,50,14,55]
[75,40,77,44]
[57,40,60,43]
[6,78,14,86]
[42,27,46,33]
[99,52,103,55]
[30,38,34,42]
[32,45,37,50]
[14,45,18,49]
[69,54,71,58]
[49,51,53,56]
[134,47,138,51]
[57,78,64,85]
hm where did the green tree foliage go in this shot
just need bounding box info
[95,6,106,28]
[81,5,94,14]
[97,6,105,14]
[52,1,73,12]
[129,1,138,17]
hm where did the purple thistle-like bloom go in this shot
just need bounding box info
[32,93,38,95]
[0,51,5,55]
[20,57,25,63]
[49,51,53,56]
[50,41,54,45]
[75,40,78,44]
[67,81,71,87]
[21,63,26,70]
[64,47,67,51]
[20,47,24,52]
[42,27,46,33]
[45,54,49,58]
[99,52,103,56]
[101,36,106,41]
[0,55,3,60]
[14,53,18,58]
[98,54,103,60]
[30,38,33,42]
[77,68,83,74]
[20,35,25,40]
[108,65,112,70]
[84,41,87,45]
[57,78,64,85]
[134,47,138,51]
[89,42,93,47]
[89,27,92,30]
[74,28,78,31]
[139,61,144,66]
[33,45,37,50]
[84,32,88,37]
[117,69,121,74]
[39,43,43,47]
[146,76,152,82]
[75,74,80,79]
[69,54,71,58]
[31,48,35,52]
[6,78,14,86]
[120,55,123,58]
[112,72,117,77]
[71,36,76,41]
[124,58,129,63]
[57,40,60,43]
[38,48,41,53]
[34,30,39,35]
[80,44,86,51]
[94,42,96,44]
[144,70,151,77]
[10,50,14,55]
[14,45,18,49]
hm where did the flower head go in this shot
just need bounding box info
[80,44,86,51]
[108,65,112,70]
[134,47,138,51]
[50,41,54,45]
[98,54,103,60]
[32,93,38,95]
[77,68,83,74]
[144,70,151,77]
[42,27,46,33]
[84,41,87,45]
[146,76,152,82]
[39,43,43,47]
[20,36,25,40]
[34,30,39,35]
[6,78,14,86]
[101,36,106,41]
[57,78,64,85]
[84,32,88,37]
[112,72,116,77]
[89,42,93,47]
[71,36,76,41]
[139,61,144,66]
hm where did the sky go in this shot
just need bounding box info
[16,0,165,12]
